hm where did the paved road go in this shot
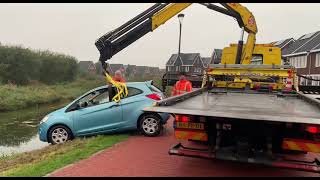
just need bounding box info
[49,117,319,177]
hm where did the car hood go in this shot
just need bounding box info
[48,106,67,117]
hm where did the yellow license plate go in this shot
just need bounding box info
[176,122,204,130]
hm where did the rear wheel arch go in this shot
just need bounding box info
[137,112,162,129]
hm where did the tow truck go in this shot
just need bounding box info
[95,3,320,173]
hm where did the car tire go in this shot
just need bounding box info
[48,125,73,145]
[139,114,162,137]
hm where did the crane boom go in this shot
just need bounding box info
[95,3,258,69]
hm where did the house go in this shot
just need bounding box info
[201,57,211,68]
[107,64,125,75]
[106,64,161,81]
[270,38,295,56]
[164,53,211,87]
[78,61,96,74]
[159,68,166,75]
[124,65,137,79]
[134,66,150,75]
[210,49,223,64]
[148,67,161,75]
[279,31,320,86]
[166,53,204,74]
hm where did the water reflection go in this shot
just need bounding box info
[0,135,48,156]
[0,100,70,156]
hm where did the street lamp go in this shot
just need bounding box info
[177,13,185,57]
[307,51,311,85]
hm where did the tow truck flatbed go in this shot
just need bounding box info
[144,88,320,125]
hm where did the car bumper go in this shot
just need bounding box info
[38,123,49,142]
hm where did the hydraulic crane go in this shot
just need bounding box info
[95,3,257,69]
[95,3,283,99]
[90,4,320,173]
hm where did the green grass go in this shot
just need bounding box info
[0,78,105,111]
[0,134,128,177]
[0,73,166,112]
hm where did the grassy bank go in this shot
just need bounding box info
[0,77,105,112]
[0,134,128,177]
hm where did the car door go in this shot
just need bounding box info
[120,86,147,129]
[72,87,123,136]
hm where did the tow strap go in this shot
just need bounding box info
[102,68,128,103]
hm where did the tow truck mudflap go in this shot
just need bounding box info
[169,143,320,173]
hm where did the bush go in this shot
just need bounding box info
[0,45,78,85]
[39,51,78,84]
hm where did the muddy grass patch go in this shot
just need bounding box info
[0,134,128,177]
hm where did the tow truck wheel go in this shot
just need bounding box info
[139,114,162,137]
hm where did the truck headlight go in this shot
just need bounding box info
[40,115,49,124]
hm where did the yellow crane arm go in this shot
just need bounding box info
[223,3,257,64]
[151,3,192,30]
[95,3,258,67]
[95,3,258,101]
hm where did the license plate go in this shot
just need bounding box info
[176,122,204,130]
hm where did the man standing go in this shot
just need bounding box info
[112,70,126,83]
[171,73,192,96]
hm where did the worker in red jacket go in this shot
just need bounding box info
[171,73,192,96]
[112,70,126,83]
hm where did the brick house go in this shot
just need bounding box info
[276,31,320,86]
[108,64,161,81]
[78,61,96,74]
[164,53,213,87]
[201,57,211,68]
[107,64,125,75]
[210,49,223,64]
[270,38,295,57]
[125,64,137,80]
[166,53,203,74]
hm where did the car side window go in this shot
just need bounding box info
[126,87,143,98]
[79,91,98,104]
[92,89,110,104]
[79,88,110,107]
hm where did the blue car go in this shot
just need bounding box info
[38,81,169,144]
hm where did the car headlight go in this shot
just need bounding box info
[40,115,49,124]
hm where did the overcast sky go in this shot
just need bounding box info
[0,3,319,68]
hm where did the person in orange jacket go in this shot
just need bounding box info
[112,70,126,83]
[171,73,192,96]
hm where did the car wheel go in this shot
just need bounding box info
[48,125,73,145]
[139,114,162,137]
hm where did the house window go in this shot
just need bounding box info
[185,66,189,72]
[299,76,306,85]
[311,75,320,86]
[316,53,320,67]
[167,66,171,72]
[176,66,180,71]
[289,55,307,68]
[194,68,202,73]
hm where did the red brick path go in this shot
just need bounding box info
[49,117,319,177]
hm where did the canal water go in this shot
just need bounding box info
[0,100,70,156]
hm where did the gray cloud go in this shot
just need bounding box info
[0,3,319,68]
